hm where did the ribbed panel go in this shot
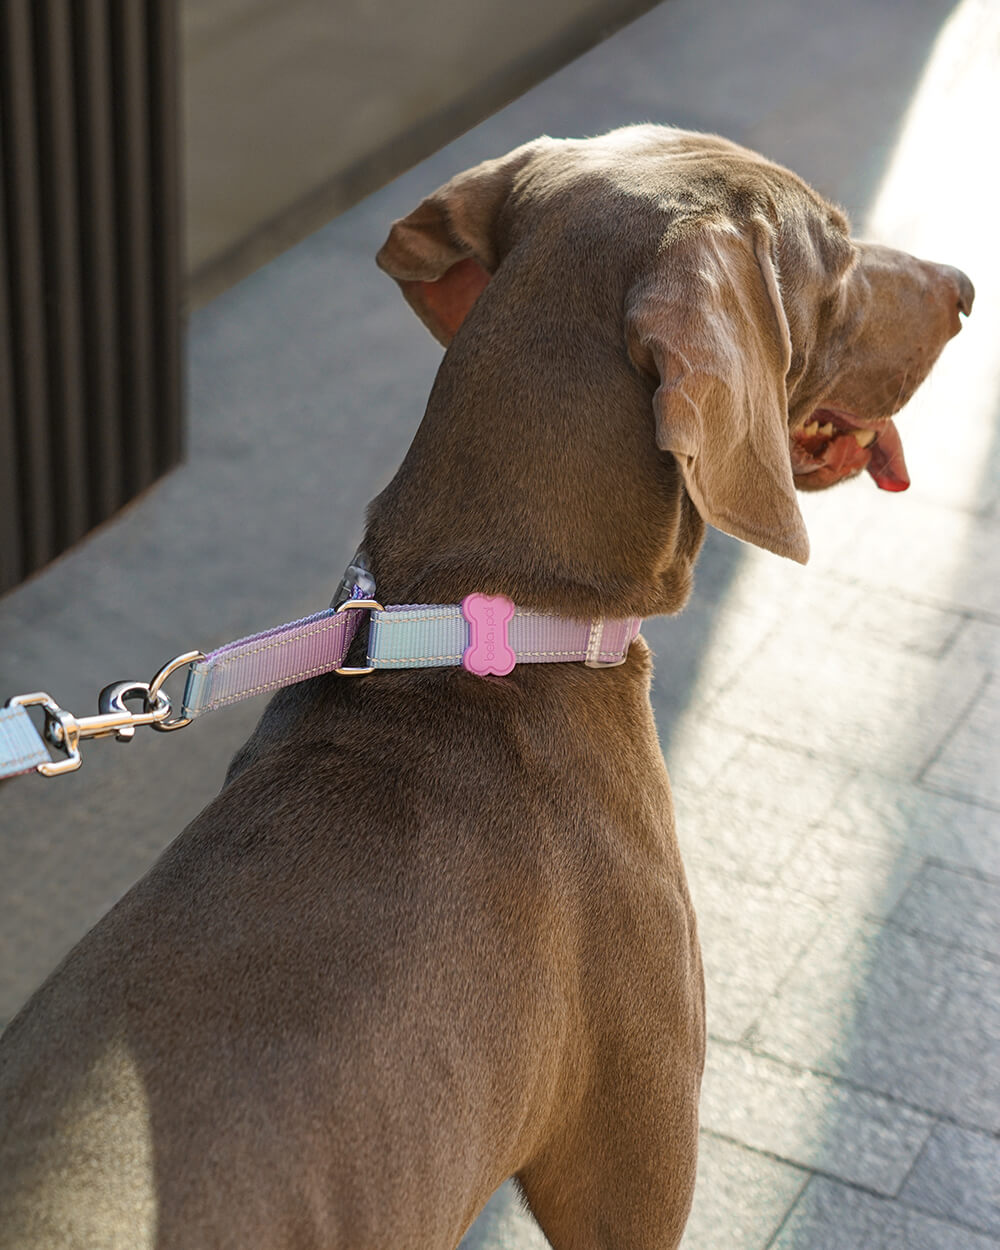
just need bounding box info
[0,0,183,595]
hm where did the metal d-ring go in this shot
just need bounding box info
[146,650,206,731]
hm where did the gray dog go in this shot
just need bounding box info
[0,126,973,1249]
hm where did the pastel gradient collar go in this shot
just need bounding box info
[180,591,641,717]
[369,594,641,676]
[1,566,642,779]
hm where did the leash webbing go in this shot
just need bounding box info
[181,605,363,718]
[1,596,371,780]
[0,705,53,778]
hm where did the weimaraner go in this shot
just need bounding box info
[0,125,973,1250]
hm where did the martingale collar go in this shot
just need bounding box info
[0,559,643,780]
[173,585,641,723]
[173,590,641,723]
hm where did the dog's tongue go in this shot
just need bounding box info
[867,418,910,492]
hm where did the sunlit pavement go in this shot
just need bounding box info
[1,2,998,1247]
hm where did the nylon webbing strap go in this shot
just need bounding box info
[1,582,643,781]
[367,605,641,669]
[181,605,364,719]
[0,705,51,779]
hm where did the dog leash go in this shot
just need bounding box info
[1,555,642,780]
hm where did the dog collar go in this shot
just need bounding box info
[0,566,641,779]
[180,590,641,716]
[368,596,641,675]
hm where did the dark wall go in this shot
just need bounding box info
[0,0,182,594]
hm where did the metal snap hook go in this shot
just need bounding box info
[96,681,168,741]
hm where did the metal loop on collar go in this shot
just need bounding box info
[147,650,206,731]
[333,597,383,676]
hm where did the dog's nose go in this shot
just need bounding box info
[940,264,975,317]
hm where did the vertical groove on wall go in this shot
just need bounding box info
[0,0,183,595]
[33,0,89,548]
[1,0,55,573]
[110,0,156,493]
[0,116,21,591]
[148,0,184,471]
[73,0,123,522]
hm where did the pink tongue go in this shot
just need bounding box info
[866,418,910,492]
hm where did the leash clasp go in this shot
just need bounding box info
[4,649,205,777]
[4,687,168,776]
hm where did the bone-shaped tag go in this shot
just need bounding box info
[461,593,516,676]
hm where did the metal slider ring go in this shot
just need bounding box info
[333,598,383,676]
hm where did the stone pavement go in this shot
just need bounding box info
[2,1,998,1246]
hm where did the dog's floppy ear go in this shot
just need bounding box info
[627,218,809,564]
[376,141,545,346]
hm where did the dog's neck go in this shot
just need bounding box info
[363,263,704,621]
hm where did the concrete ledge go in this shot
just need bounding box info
[184,0,660,306]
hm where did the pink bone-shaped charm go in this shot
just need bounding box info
[461,593,516,676]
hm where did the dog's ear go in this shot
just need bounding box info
[376,142,546,346]
[626,218,809,564]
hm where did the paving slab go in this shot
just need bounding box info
[948,618,1000,671]
[777,824,924,919]
[706,628,988,780]
[923,676,1000,807]
[755,917,1000,1132]
[772,1176,1000,1250]
[675,787,836,889]
[821,579,967,660]
[646,594,776,725]
[655,716,750,797]
[889,861,1000,960]
[683,872,827,1042]
[899,1122,1000,1237]
[710,736,856,823]
[825,503,1000,619]
[699,1040,935,1194]
[680,1134,806,1250]
[822,772,1000,878]
[674,739,854,887]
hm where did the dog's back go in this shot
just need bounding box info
[0,657,702,1249]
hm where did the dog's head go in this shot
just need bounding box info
[378,125,972,565]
